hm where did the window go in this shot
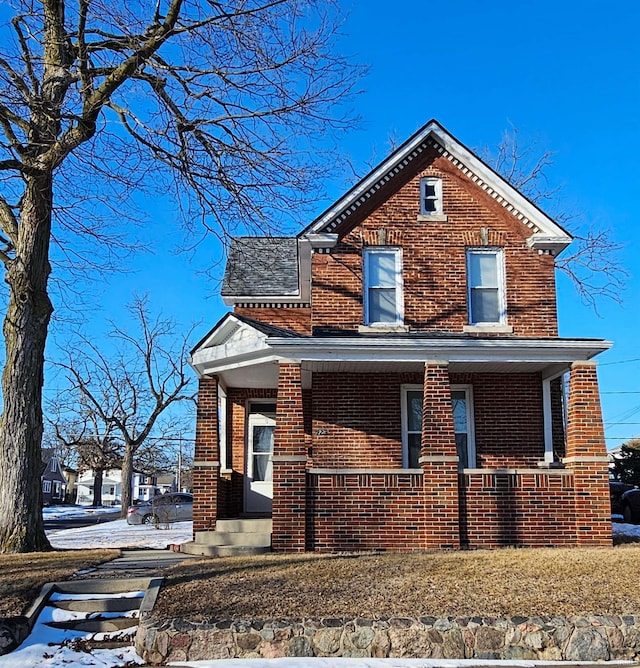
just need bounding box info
[466,248,505,325]
[420,177,442,215]
[42,480,51,493]
[53,481,62,497]
[403,389,423,468]
[363,247,403,325]
[451,388,475,469]
[402,385,475,469]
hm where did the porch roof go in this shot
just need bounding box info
[190,314,611,388]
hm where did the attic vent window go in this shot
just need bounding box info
[420,177,442,215]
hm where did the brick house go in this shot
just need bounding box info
[188,120,612,554]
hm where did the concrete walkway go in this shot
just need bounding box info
[81,547,199,579]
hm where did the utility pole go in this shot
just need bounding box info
[177,435,182,492]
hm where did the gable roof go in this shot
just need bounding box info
[303,119,572,253]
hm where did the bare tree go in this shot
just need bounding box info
[0,0,360,551]
[55,297,194,517]
[483,126,626,310]
[48,406,123,507]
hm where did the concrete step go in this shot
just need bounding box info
[180,541,271,557]
[194,530,271,547]
[44,615,138,633]
[214,518,272,533]
[50,597,142,613]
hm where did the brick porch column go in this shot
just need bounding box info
[272,362,307,552]
[420,361,460,549]
[192,377,220,534]
[564,361,612,546]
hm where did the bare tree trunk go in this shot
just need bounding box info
[120,442,134,518]
[0,175,54,552]
[93,468,104,507]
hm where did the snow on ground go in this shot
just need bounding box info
[43,505,121,520]
[613,520,640,539]
[47,518,193,550]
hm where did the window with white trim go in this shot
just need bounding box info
[363,247,403,325]
[420,177,443,215]
[466,248,506,325]
[401,385,475,469]
[42,480,51,493]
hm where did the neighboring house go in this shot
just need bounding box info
[76,468,176,505]
[41,455,68,506]
[190,120,612,552]
[76,469,123,506]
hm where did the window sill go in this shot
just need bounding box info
[463,324,513,334]
[358,324,409,333]
[416,214,448,222]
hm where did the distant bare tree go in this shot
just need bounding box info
[483,126,626,310]
[0,0,360,551]
[48,406,122,507]
[55,297,195,517]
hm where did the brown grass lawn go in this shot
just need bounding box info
[155,545,640,622]
[0,549,119,618]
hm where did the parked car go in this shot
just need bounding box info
[126,493,193,525]
[618,486,640,524]
[610,481,634,519]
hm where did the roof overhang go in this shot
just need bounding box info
[191,317,611,388]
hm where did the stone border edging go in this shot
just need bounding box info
[136,614,640,665]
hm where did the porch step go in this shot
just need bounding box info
[180,542,271,557]
[180,518,272,557]
[216,518,272,533]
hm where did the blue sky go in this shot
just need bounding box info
[54,0,640,449]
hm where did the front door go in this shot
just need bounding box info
[245,412,275,514]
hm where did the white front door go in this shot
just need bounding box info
[245,413,275,514]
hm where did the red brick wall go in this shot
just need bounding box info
[272,363,307,552]
[311,154,558,337]
[234,306,311,334]
[420,363,460,549]
[451,372,545,467]
[564,362,612,546]
[311,373,414,468]
[461,470,577,548]
[193,377,219,532]
[310,371,547,470]
[308,471,426,551]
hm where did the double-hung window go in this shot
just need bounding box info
[402,385,475,469]
[363,247,403,326]
[466,248,505,325]
[420,177,443,215]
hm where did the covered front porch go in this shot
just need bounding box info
[188,315,612,552]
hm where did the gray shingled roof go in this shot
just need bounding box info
[221,237,299,297]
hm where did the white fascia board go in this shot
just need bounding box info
[266,337,612,364]
[305,121,572,246]
[195,314,243,351]
[191,351,282,378]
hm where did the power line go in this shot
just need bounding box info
[601,357,640,366]
[602,391,640,395]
